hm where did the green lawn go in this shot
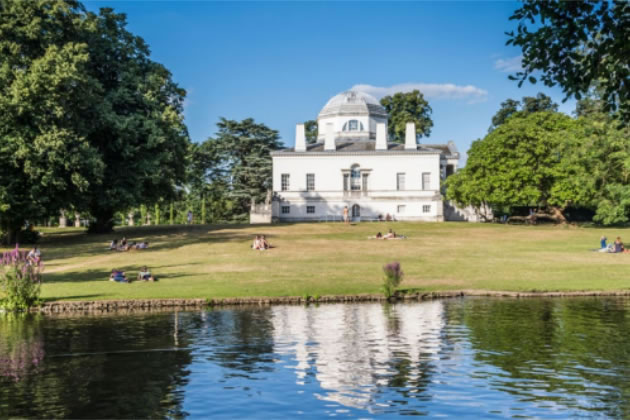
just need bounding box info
[7,222,630,302]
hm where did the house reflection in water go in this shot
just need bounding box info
[271,301,445,409]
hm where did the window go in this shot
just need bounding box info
[422,173,430,190]
[282,206,290,214]
[343,174,350,191]
[307,206,315,214]
[397,173,406,191]
[423,205,431,213]
[397,205,406,214]
[362,174,369,192]
[342,120,364,132]
[351,165,361,190]
[281,174,290,191]
[352,204,360,218]
[306,174,315,191]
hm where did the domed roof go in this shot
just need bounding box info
[318,90,388,119]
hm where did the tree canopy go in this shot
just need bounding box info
[447,111,577,220]
[380,90,433,143]
[507,1,630,123]
[192,118,282,221]
[489,93,558,131]
[0,0,189,238]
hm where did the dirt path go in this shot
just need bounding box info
[46,255,117,274]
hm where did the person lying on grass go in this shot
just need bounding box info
[137,266,156,282]
[109,269,129,283]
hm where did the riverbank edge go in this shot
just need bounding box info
[33,289,630,313]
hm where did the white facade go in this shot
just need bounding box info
[267,90,461,222]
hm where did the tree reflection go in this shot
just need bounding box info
[0,312,193,419]
[0,314,45,382]
[454,297,630,418]
[203,307,276,374]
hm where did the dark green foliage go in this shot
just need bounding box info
[507,1,630,123]
[0,0,103,243]
[489,93,558,131]
[192,118,281,221]
[380,90,433,143]
[0,1,189,238]
[304,120,318,144]
[447,111,576,219]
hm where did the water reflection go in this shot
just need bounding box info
[271,301,444,410]
[2,298,630,418]
[0,314,45,382]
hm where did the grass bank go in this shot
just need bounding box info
[8,222,630,302]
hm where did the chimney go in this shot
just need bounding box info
[405,122,417,150]
[294,123,306,152]
[324,122,336,151]
[375,123,387,150]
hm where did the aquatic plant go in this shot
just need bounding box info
[0,245,43,310]
[382,262,404,299]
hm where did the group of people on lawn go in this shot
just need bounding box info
[252,235,271,250]
[110,237,149,251]
[110,266,156,283]
[108,237,154,283]
[599,236,627,253]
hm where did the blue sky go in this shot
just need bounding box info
[85,1,575,160]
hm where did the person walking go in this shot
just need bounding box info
[343,206,349,225]
[187,210,193,225]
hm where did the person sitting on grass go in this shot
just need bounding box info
[137,266,156,282]
[110,239,118,250]
[252,235,261,250]
[261,235,271,249]
[614,237,625,253]
[109,269,129,283]
[368,232,384,239]
[600,236,607,249]
[26,247,41,265]
[136,241,149,249]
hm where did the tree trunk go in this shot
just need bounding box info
[548,206,567,224]
[88,208,115,234]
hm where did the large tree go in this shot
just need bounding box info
[195,118,282,220]
[0,0,103,243]
[507,1,630,122]
[447,111,577,221]
[81,7,189,233]
[380,90,433,143]
[552,108,630,225]
[0,1,189,237]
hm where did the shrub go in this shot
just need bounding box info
[0,246,43,311]
[382,262,404,299]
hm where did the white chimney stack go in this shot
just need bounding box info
[405,122,417,150]
[294,123,306,152]
[324,123,336,151]
[376,123,387,150]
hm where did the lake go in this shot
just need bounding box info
[1,297,629,418]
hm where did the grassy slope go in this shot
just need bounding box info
[10,222,630,302]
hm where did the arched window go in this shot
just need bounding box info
[352,204,361,218]
[342,120,364,132]
[350,165,361,190]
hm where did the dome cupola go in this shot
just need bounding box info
[316,90,389,141]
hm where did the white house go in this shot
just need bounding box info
[265,90,462,222]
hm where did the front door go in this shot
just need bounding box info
[352,204,360,220]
